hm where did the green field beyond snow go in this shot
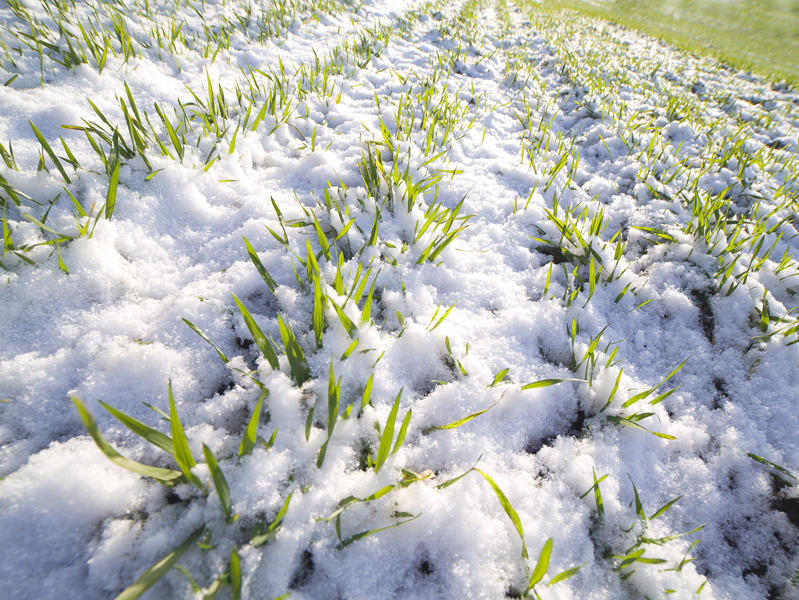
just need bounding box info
[539,0,799,85]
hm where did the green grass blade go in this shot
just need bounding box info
[232,294,280,370]
[425,398,499,432]
[475,468,528,559]
[359,373,373,416]
[182,318,229,363]
[375,390,401,473]
[489,368,509,388]
[230,546,241,600]
[547,563,585,586]
[521,377,584,390]
[526,537,552,591]
[239,391,267,458]
[243,236,277,293]
[278,314,310,386]
[202,443,231,522]
[330,297,358,338]
[391,409,411,456]
[649,495,682,520]
[168,382,204,490]
[336,514,419,549]
[592,468,605,519]
[105,157,120,220]
[29,120,71,183]
[72,397,182,485]
[99,400,174,456]
[313,274,325,349]
[115,528,203,600]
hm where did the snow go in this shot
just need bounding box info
[1,0,798,598]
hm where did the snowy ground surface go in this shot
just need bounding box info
[1,0,799,598]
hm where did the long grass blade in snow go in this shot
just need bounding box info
[392,408,411,456]
[202,443,232,522]
[748,452,798,483]
[182,318,229,363]
[424,395,502,433]
[488,368,510,388]
[592,468,604,519]
[336,513,420,549]
[251,492,293,547]
[313,274,325,349]
[547,562,585,586]
[521,377,584,390]
[243,236,277,293]
[115,528,203,600]
[608,414,675,440]
[475,468,528,559]
[72,397,183,485]
[329,297,358,338]
[232,294,279,369]
[278,314,310,386]
[375,390,403,473]
[623,358,688,408]
[230,546,242,600]
[649,495,682,520]
[105,156,119,219]
[317,363,341,468]
[323,485,396,522]
[29,121,71,183]
[359,372,373,416]
[168,381,205,490]
[526,537,552,593]
[99,400,174,455]
[239,391,267,458]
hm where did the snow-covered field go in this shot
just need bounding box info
[1,0,798,598]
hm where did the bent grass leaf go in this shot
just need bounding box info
[391,408,411,456]
[278,314,310,386]
[336,513,420,549]
[251,492,293,547]
[521,377,584,390]
[115,528,203,600]
[230,546,241,600]
[29,120,71,184]
[323,484,396,522]
[202,443,231,522]
[748,452,798,483]
[73,397,183,486]
[243,236,277,293]
[623,358,688,408]
[182,318,229,364]
[106,157,120,219]
[526,537,552,592]
[239,391,267,458]
[548,563,585,586]
[168,382,205,490]
[650,495,682,520]
[232,294,280,370]
[330,297,358,338]
[424,397,501,433]
[608,415,675,440]
[313,274,325,349]
[99,400,174,456]
[475,468,528,559]
[489,368,510,388]
[359,373,373,416]
[375,390,402,473]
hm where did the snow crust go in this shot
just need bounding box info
[1,0,798,598]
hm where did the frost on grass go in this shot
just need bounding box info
[1,0,799,598]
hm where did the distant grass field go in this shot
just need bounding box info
[534,0,799,85]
